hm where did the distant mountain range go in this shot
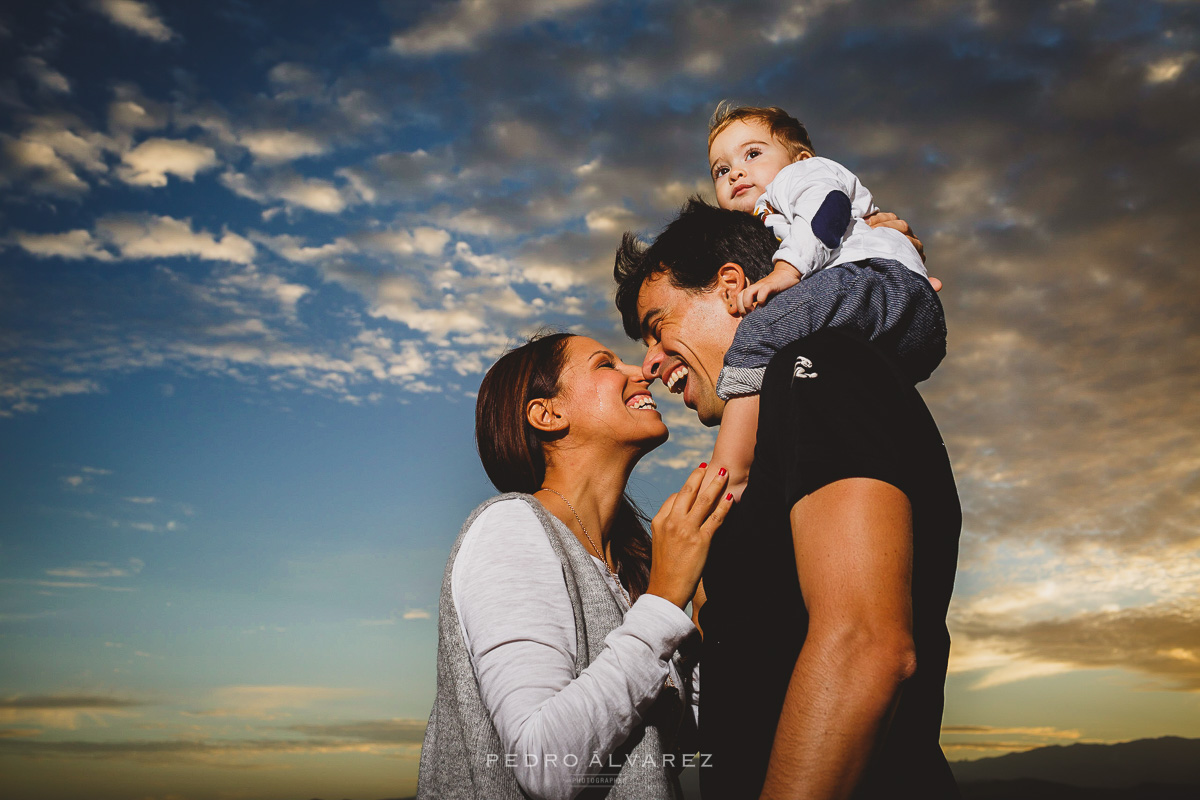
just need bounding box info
[951,735,1200,790]
[960,779,1199,800]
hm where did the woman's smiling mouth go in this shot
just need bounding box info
[626,393,657,410]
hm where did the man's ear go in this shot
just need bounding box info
[527,397,567,434]
[716,262,748,316]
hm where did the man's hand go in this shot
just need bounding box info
[865,210,923,261]
[864,211,941,292]
[738,261,801,315]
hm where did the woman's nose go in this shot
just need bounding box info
[620,362,645,381]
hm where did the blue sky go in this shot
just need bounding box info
[2,1,1199,798]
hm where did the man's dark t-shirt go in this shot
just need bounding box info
[698,331,962,799]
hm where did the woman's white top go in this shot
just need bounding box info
[450,497,700,800]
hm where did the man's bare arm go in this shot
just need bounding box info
[758,478,916,800]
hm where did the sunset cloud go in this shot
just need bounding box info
[0,694,142,730]
[956,604,1200,691]
[188,686,367,720]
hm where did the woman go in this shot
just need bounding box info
[417,331,732,800]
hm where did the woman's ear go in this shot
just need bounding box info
[526,397,567,434]
[716,262,748,316]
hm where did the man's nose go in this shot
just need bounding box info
[642,345,665,383]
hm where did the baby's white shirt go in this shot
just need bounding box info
[755,156,927,279]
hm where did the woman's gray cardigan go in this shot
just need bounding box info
[416,493,691,799]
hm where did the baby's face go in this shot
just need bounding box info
[708,118,796,213]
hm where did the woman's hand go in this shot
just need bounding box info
[647,464,734,608]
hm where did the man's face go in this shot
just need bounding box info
[635,273,740,427]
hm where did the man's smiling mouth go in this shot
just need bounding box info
[665,365,689,393]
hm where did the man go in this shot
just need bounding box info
[614,199,961,799]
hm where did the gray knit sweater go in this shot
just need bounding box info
[416,493,691,800]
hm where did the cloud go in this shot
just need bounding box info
[1145,52,1196,84]
[334,147,458,205]
[19,56,71,94]
[0,694,142,730]
[9,230,114,261]
[0,116,115,196]
[939,725,1091,759]
[0,695,141,710]
[239,129,328,163]
[60,470,103,491]
[12,215,256,264]
[402,609,430,620]
[45,559,144,579]
[91,0,176,43]
[286,718,427,744]
[97,215,255,262]
[0,729,42,739]
[0,578,137,593]
[942,725,1083,739]
[358,228,452,258]
[0,273,453,418]
[0,731,422,765]
[188,686,367,720]
[391,0,600,56]
[952,603,1200,691]
[220,170,363,214]
[266,62,325,100]
[116,138,219,187]
[0,611,61,623]
[107,85,170,136]
[639,405,717,472]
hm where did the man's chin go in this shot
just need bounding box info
[696,401,725,428]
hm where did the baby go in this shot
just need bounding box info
[700,103,946,498]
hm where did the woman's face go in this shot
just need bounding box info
[552,336,669,454]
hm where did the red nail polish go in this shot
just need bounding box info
[726,493,734,501]
[718,467,727,477]
[699,462,708,469]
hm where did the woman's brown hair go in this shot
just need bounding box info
[475,331,652,599]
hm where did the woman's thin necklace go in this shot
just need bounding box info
[538,487,676,692]
[538,487,632,607]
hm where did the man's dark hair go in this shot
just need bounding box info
[614,196,778,340]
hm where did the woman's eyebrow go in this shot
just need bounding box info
[589,349,616,360]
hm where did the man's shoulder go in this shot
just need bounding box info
[760,329,901,398]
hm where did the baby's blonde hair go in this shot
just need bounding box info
[707,101,815,160]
